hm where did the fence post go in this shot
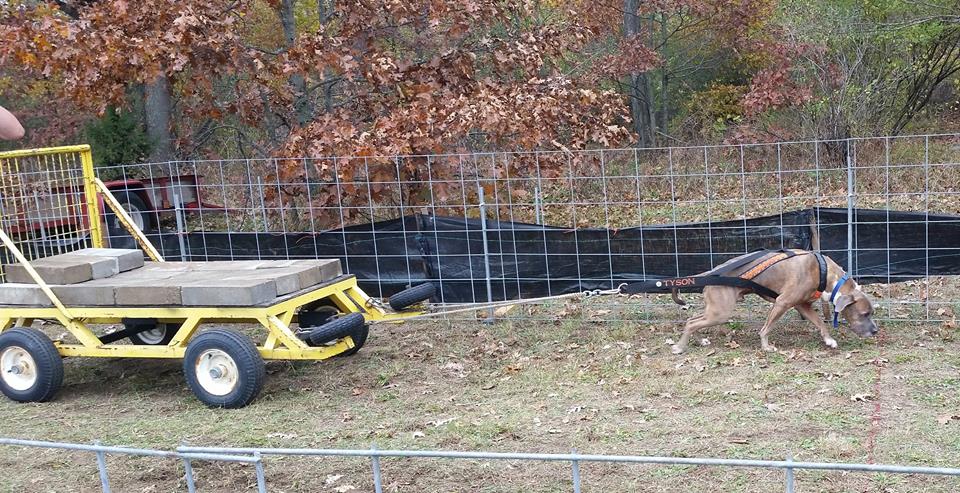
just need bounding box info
[785,454,795,493]
[534,186,543,225]
[94,441,111,493]
[477,185,495,324]
[253,451,267,493]
[571,449,582,493]
[370,443,384,493]
[846,139,855,274]
[169,170,189,262]
[182,456,197,493]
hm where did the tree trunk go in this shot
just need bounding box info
[318,0,336,113]
[280,0,313,125]
[144,75,175,161]
[659,13,668,135]
[624,0,656,147]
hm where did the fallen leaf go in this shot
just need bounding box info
[333,486,356,493]
[325,474,343,485]
[266,432,298,440]
[482,382,497,390]
[850,393,873,402]
[937,414,960,425]
[494,305,516,317]
[700,338,711,346]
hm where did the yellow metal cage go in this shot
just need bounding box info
[0,145,104,279]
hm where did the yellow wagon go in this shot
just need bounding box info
[0,146,433,408]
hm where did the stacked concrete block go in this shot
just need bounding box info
[68,248,144,272]
[0,284,52,307]
[180,275,278,306]
[4,248,143,284]
[0,253,344,307]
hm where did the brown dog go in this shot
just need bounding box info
[670,249,878,354]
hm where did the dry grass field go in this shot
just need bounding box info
[0,307,958,492]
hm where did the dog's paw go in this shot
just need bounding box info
[761,344,777,353]
[824,337,838,349]
[671,344,685,355]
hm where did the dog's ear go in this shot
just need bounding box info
[834,293,855,313]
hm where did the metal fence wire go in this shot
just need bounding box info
[94,133,960,324]
[3,437,960,492]
[0,145,104,280]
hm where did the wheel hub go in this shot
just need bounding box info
[1,346,37,391]
[138,326,168,345]
[195,349,239,396]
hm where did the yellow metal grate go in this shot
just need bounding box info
[0,145,104,282]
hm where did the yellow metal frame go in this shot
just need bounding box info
[0,145,105,249]
[94,178,164,262]
[0,275,418,360]
[0,144,424,363]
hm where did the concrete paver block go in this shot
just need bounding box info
[0,283,52,306]
[223,269,302,295]
[54,254,118,279]
[70,248,144,272]
[5,258,94,285]
[181,277,278,306]
[114,283,182,306]
[52,284,116,306]
[256,259,341,282]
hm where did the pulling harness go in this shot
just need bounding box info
[622,248,832,306]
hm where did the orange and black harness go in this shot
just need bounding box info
[622,249,829,300]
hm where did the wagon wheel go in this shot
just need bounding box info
[126,321,176,346]
[0,328,64,403]
[183,329,265,409]
[105,191,155,249]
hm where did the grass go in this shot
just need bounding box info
[1,313,959,492]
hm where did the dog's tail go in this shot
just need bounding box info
[670,288,686,306]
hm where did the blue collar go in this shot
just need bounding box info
[830,273,849,328]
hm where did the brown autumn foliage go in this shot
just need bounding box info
[0,0,812,222]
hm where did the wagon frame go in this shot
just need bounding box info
[0,145,429,408]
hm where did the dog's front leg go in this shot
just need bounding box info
[795,302,838,349]
[758,300,792,352]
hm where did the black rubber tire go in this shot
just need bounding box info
[105,191,154,249]
[0,328,64,403]
[307,313,365,346]
[388,283,436,311]
[297,307,338,330]
[127,322,176,346]
[336,324,370,357]
[183,329,265,409]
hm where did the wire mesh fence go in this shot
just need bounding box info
[94,133,960,324]
[0,145,103,280]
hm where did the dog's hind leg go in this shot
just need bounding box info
[672,287,736,354]
[795,302,838,349]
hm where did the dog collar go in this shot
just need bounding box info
[830,273,850,328]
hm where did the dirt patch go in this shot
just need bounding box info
[1,317,959,492]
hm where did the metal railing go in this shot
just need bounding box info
[3,437,960,492]
[0,437,267,493]
[179,444,960,493]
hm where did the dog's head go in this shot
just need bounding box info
[834,285,878,337]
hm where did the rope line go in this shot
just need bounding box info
[369,285,626,325]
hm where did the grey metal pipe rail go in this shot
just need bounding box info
[179,443,960,492]
[4,437,959,492]
[0,437,267,493]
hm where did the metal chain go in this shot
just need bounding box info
[369,284,627,325]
